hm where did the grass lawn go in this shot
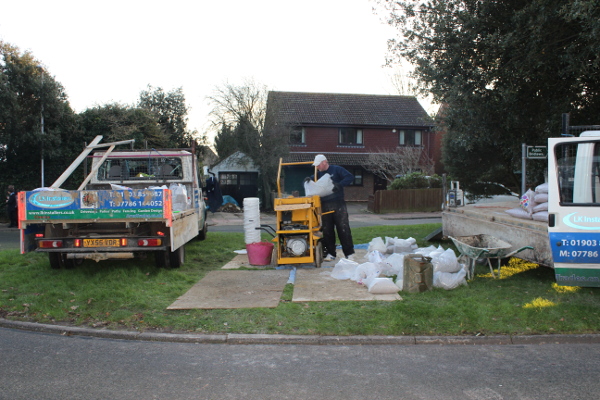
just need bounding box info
[1,223,599,336]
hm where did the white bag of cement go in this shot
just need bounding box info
[428,246,446,266]
[367,277,400,294]
[170,183,189,211]
[434,248,460,273]
[331,258,358,280]
[433,268,468,290]
[382,253,404,276]
[392,238,413,253]
[415,245,437,256]
[367,250,385,264]
[351,262,380,284]
[304,173,334,197]
[368,237,387,253]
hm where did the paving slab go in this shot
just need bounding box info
[292,268,401,302]
[167,270,289,309]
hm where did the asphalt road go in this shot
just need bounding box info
[1,327,599,400]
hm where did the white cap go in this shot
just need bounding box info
[313,154,327,166]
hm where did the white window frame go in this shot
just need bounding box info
[290,127,305,145]
[399,130,422,146]
[338,128,363,145]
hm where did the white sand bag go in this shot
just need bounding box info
[304,173,334,197]
[367,277,400,294]
[368,237,387,253]
[351,262,380,284]
[434,248,460,273]
[383,253,405,276]
[331,258,358,280]
[433,268,468,290]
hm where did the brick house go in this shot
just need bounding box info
[266,91,435,201]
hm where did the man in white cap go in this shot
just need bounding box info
[309,154,355,261]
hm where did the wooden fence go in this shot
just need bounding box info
[367,188,444,213]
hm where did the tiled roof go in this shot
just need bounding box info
[268,91,433,127]
[284,152,370,166]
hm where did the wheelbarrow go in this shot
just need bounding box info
[448,234,534,279]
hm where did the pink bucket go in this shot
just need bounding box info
[246,242,274,266]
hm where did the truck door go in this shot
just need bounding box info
[548,132,600,287]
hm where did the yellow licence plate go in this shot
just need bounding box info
[83,239,121,247]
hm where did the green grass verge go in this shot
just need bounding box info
[1,224,599,336]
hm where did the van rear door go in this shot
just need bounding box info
[548,132,600,287]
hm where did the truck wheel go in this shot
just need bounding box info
[62,254,76,270]
[154,250,170,269]
[197,220,208,241]
[155,246,185,269]
[169,245,185,268]
[48,253,62,269]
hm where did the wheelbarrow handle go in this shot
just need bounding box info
[504,246,534,258]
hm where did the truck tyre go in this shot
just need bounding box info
[62,255,76,269]
[169,245,185,268]
[155,246,185,269]
[154,249,170,269]
[48,253,62,269]
[197,220,208,241]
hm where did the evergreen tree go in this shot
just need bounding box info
[377,0,600,192]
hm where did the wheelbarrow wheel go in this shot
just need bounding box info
[315,241,323,268]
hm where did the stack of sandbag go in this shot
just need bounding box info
[505,183,548,222]
[415,246,468,290]
[531,183,548,222]
[367,236,418,254]
[330,239,467,291]
[330,258,399,294]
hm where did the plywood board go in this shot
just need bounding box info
[221,253,266,269]
[292,269,402,302]
[167,270,289,309]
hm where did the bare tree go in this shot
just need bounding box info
[364,147,434,184]
[387,62,417,97]
[206,79,290,208]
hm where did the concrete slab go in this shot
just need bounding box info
[292,269,402,302]
[167,270,290,309]
[221,253,270,269]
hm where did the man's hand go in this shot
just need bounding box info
[304,177,311,184]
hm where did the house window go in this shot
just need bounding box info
[348,167,363,186]
[339,128,363,145]
[220,173,238,186]
[399,130,422,146]
[290,127,305,145]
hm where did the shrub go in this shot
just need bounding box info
[389,172,442,190]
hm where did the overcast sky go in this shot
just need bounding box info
[1,0,433,143]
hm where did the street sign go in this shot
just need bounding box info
[527,146,547,159]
